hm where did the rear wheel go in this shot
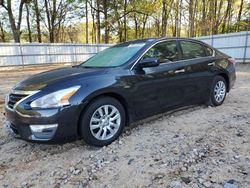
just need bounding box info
[207,76,227,106]
[79,96,125,146]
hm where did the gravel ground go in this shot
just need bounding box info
[0,64,249,188]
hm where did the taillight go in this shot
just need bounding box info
[228,58,236,66]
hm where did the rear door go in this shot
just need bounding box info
[178,40,216,103]
[130,40,191,118]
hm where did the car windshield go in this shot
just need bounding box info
[81,43,146,68]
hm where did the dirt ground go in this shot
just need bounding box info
[0,64,249,188]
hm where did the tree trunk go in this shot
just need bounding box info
[44,0,53,42]
[161,0,173,36]
[141,14,148,38]
[214,0,223,34]
[118,20,123,42]
[201,0,206,36]
[103,0,109,44]
[177,0,182,37]
[85,0,89,43]
[89,0,96,43]
[173,0,180,37]
[227,5,233,32]
[51,0,57,43]
[123,0,127,41]
[155,19,160,36]
[208,0,214,35]
[44,0,58,43]
[212,0,217,35]
[25,3,32,43]
[33,0,42,42]
[161,0,167,36]
[96,0,101,43]
[0,22,6,42]
[193,0,198,36]
[222,0,232,33]
[134,14,138,39]
[0,0,25,42]
[237,0,244,31]
[170,14,176,36]
[188,0,195,37]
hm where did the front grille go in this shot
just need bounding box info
[7,93,28,109]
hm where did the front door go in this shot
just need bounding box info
[178,40,217,103]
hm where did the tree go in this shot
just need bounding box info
[0,0,26,42]
[85,0,88,43]
[222,0,232,33]
[25,2,32,42]
[0,10,6,42]
[96,0,101,43]
[43,0,70,42]
[236,0,244,31]
[0,0,249,43]
[33,0,42,42]
[102,0,109,43]
[0,21,6,42]
[162,0,173,36]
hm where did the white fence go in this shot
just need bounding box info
[0,31,249,67]
[0,43,111,67]
[196,31,249,63]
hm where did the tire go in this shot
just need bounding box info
[79,96,126,146]
[207,76,227,107]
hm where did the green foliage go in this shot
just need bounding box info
[0,0,249,43]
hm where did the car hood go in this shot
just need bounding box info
[13,66,106,91]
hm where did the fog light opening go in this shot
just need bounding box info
[29,124,58,140]
[30,124,58,133]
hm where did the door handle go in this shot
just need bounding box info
[175,69,185,73]
[208,62,215,66]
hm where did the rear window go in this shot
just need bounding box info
[180,41,206,59]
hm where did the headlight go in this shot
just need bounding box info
[30,86,80,109]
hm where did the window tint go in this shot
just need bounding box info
[142,41,178,63]
[180,41,206,59]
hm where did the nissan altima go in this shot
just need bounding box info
[5,38,236,146]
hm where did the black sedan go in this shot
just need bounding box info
[5,38,236,146]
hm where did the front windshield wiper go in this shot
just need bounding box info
[80,66,117,68]
[73,65,96,69]
[80,66,95,68]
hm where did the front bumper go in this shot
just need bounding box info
[228,64,236,91]
[4,104,83,144]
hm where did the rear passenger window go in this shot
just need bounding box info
[180,41,206,59]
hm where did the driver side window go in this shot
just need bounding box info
[142,41,178,63]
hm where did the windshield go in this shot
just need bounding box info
[81,43,146,68]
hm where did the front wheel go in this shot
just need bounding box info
[79,96,125,146]
[207,76,227,106]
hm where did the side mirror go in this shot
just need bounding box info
[139,57,160,68]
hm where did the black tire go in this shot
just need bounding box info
[207,76,227,107]
[79,96,125,146]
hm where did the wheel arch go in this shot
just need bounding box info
[77,92,131,137]
[218,72,229,92]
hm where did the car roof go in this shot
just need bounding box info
[116,37,206,47]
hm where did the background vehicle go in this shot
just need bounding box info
[5,38,236,146]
